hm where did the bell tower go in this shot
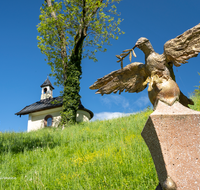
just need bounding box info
[40,77,54,100]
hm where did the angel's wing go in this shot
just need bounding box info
[164,23,200,67]
[89,62,148,95]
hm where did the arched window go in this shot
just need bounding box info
[44,115,53,127]
[44,88,47,94]
[47,117,52,126]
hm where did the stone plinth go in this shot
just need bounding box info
[141,100,200,190]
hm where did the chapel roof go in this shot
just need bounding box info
[15,97,94,119]
[40,77,54,89]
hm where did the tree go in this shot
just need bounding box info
[37,0,124,125]
[194,73,200,96]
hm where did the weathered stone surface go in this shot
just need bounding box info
[142,100,200,190]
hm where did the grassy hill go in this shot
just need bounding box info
[1,93,199,190]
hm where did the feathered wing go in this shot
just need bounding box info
[164,23,200,67]
[89,62,148,95]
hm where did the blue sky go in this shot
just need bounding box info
[1,0,200,132]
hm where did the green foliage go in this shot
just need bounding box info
[37,0,124,124]
[0,109,160,189]
[189,73,200,111]
[37,0,124,86]
[194,73,200,96]
[61,50,82,125]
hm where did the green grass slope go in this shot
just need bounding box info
[0,94,199,190]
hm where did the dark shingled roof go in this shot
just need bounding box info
[40,77,54,89]
[15,97,94,119]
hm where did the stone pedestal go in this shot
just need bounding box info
[141,100,200,190]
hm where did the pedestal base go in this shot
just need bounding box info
[141,101,200,190]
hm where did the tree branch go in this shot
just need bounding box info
[45,0,67,81]
[74,0,103,55]
[88,0,103,20]
[74,0,87,55]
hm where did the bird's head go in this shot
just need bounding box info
[134,37,149,48]
[133,37,154,54]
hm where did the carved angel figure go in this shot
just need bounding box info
[90,23,200,108]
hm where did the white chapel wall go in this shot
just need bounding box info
[76,110,91,122]
[27,107,92,132]
[27,107,62,132]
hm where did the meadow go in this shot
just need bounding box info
[0,92,199,190]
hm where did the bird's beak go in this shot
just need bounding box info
[132,45,137,49]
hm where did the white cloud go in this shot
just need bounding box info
[100,95,130,109]
[91,112,134,121]
[134,95,150,108]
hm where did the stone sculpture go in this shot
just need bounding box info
[90,23,200,189]
[90,23,200,108]
[142,100,200,189]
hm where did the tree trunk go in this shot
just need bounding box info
[45,0,87,125]
[61,46,83,125]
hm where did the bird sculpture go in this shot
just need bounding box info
[90,23,200,108]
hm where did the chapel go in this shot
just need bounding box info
[15,77,93,132]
